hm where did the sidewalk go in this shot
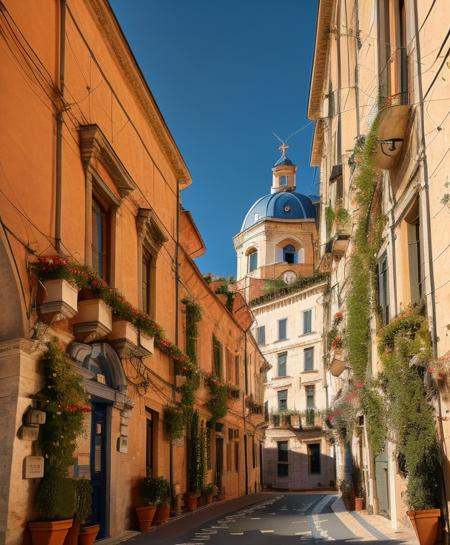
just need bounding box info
[332,496,419,544]
[99,493,274,545]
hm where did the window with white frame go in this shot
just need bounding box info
[303,309,312,334]
[278,318,287,340]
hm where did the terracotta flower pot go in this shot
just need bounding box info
[186,493,198,512]
[63,521,80,545]
[153,503,170,525]
[135,505,157,532]
[354,497,364,512]
[28,519,73,545]
[78,524,100,545]
[407,509,442,545]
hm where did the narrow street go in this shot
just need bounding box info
[131,494,409,545]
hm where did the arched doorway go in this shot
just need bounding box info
[69,342,132,539]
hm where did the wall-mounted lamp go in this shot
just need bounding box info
[377,138,404,157]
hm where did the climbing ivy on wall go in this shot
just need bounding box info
[345,117,381,381]
[378,310,441,510]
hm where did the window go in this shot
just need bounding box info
[227,441,232,472]
[252,436,256,468]
[277,352,287,377]
[306,385,315,409]
[306,385,315,425]
[248,249,258,273]
[141,251,152,315]
[234,442,239,472]
[256,325,266,345]
[283,244,297,264]
[206,427,212,470]
[92,196,110,280]
[277,389,288,412]
[308,443,321,474]
[264,401,269,421]
[145,409,157,476]
[377,253,390,326]
[304,347,314,371]
[226,349,233,383]
[303,309,312,334]
[213,336,223,378]
[277,441,289,477]
[278,318,287,340]
[405,201,422,305]
[280,175,288,186]
[235,356,240,386]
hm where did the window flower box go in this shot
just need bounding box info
[72,298,112,342]
[39,278,79,321]
[138,330,155,356]
[107,319,138,357]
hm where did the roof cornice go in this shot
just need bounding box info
[310,119,325,166]
[307,0,334,121]
[82,0,191,186]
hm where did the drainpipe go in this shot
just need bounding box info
[55,0,66,253]
[243,330,249,495]
[412,0,449,533]
[170,180,181,503]
[354,0,361,138]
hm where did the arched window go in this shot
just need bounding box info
[247,249,258,273]
[283,244,297,264]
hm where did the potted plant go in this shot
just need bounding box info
[76,480,99,545]
[185,489,199,512]
[29,476,76,545]
[135,477,161,532]
[152,478,171,526]
[63,480,96,545]
[29,344,89,545]
[203,484,216,505]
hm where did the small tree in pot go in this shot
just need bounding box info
[64,480,97,545]
[135,477,162,532]
[152,478,171,526]
[29,343,89,545]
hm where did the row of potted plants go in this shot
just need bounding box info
[34,256,190,363]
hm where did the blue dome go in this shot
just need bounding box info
[241,191,317,232]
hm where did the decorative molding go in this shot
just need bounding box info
[82,0,191,186]
[137,208,169,253]
[79,124,135,198]
[308,0,334,120]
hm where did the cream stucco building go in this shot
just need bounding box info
[234,155,335,490]
[308,0,450,534]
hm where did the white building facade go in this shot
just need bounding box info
[234,156,335,490]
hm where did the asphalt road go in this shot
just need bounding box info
[133,493,404,545]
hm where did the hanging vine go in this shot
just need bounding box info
[378,309,441,510]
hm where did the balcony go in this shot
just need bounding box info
[72,298,112,343]
[376,47,412,170]
[38,278,79,322]
[270,410,323,431]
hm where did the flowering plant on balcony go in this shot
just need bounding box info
[428,351,450,386]
[33,256,191,364]
[226,384,240,400]
[331,335,344,350]
[334,311,344,324]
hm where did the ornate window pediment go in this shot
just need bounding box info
[137,208,169,253]
[79,124,135,198]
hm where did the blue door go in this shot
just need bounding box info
[91,404,108,538]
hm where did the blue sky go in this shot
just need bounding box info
[110,0,318,277]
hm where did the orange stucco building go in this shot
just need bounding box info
[0,2,266,545]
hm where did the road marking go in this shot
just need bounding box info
[250,517,261,520]
[229,532,244,535]
[260,530,274,533]
[330,497,376,541]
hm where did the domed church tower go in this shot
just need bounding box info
[233,147,318,302]
[234,146,333,492]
